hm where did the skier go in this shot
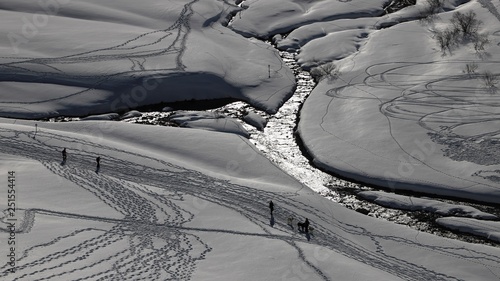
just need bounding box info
[269,200,274,215]
[96,156,100,169]
[303,218,310,233]
[62,148,67,162]
[298,218,310,233]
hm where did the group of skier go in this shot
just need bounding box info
[62,148,100,170]
[62,150,310,233]
[269,200,311,234]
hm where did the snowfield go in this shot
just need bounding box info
[294,0,500,203]
[1,0,500,280]
[0,0,295,118]
[1,119,500,280]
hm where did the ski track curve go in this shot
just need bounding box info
[0,0,199,109]
[323,59,500,194]
[1,1,500,279]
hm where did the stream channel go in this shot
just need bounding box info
[118,47,500,247]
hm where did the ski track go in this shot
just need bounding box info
[1,127,500,280]
[0,0,198,107]
[323,59,500,192]
[1,1,500,280]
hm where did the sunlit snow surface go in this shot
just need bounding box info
[294,1,500,204]
[2,0,500,280]
[2,118,500,281]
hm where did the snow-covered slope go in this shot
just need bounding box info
[1,0,500,280]
[437,217,500,243]
[358,190,498,219]
[0,0,295,118]
[230,0,388,38]
[295,0,500,203]
[1,119,500,280]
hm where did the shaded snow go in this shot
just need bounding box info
[169,111,250,138]
[80,113,119,121]
[119,110,142,120]
[297,0,500,203]
[242,111,267,131]
[230,0,387,38]
[0,0,295,118]
[437,217,500,243]
[358,191,497,219]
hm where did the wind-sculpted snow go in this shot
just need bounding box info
[1,120,500,280]
[230,0,388,39]
[0,0,295,118]
[169,110,250,138]
[358,191,498,219]
[437,217,500,243]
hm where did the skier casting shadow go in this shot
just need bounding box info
[298,218,311,240]
[32,124,38,139]
[297,218,309,233]
[95,156,101,174]
[269,200,275,227]
[61,148,67,165]
[269,200,274,227]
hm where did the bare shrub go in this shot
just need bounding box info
[433,10,489,55]
[463,62,478,77]
[473,32,490,52]
[481,71,499,89]
[434,27,459,54]
[310,62,338,82]
[451,11,482,38]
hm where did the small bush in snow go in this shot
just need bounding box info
[462,62,478,77]
[310,62,338,82]
[473,32,490,52]
[481,71,499,89]
[433,11,489,56]
[434,27,459,54]
[450,11,489,53]
[450,11,482,38]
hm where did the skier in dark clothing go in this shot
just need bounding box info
[96,156,101,169]
[298,218,310,233]
[303,218,310,233]
[269,200,274,215]
[62,148,67,162]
